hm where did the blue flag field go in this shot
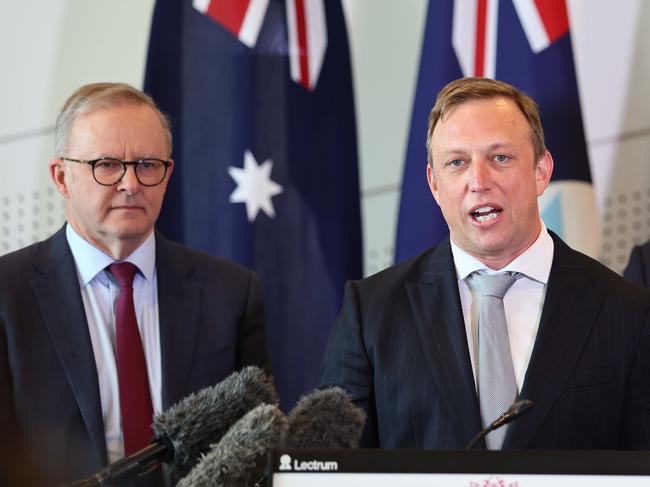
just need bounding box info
[145,0,362,409]
[396,0,599,262]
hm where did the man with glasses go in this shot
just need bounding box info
[0,83,270,484]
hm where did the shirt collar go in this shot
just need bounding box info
[66,224,156,287]
[450,220,554,284]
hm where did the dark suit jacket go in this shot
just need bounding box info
[321,233,650,449]
[624,241,650,287]
[0,226,270,484]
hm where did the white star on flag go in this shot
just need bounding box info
[228,150,284,222]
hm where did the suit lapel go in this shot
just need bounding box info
[156,235,203,409]
[504,234,603,448]
[30,227,106,466]
[406,240,483,446]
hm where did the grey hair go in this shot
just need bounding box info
[54,82,172,157]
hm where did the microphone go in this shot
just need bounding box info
[177,387,366,486]
[465,399,534,450]
[68,366,278,486]
[286,387,366,448]
[177,404,288,487]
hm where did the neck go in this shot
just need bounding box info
[66,221,152,261]
[455,225,542,271]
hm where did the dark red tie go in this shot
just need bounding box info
[107,262,154,455]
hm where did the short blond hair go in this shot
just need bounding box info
[426,77,545,169]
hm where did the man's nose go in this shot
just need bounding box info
[468,160,492,192]
[117,165,140,193]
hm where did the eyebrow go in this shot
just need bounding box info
[439,141,515,157]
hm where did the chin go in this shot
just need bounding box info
[470,237,511,257]
[111,223,154,241]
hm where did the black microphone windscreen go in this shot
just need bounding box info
[152,366,278,477]
[286,387,366,449]
[177,404,288,487]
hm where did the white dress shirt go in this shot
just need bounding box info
[66,224,162,463]
[450,221,554,392]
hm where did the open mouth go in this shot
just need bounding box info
[470,206,502,223]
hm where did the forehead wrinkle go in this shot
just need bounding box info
[69,107,168,161]
[485,141,516,152]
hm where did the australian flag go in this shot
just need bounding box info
[396,0,599,262]
[144,0,362,409]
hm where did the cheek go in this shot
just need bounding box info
[72,185,113,212]
[511,185,539,216]
[436,190,463,222]
[438,185,462,206]
[153,188,167,205]
[145,190,166,213]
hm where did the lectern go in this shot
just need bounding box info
[269,449,650,486]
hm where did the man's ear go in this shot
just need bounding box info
[427,163,440,205]
[165,158,174,179]
[535,150,554,196]
[50,158,71,198]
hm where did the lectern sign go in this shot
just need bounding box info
[278,454,339,472]
[470,476,519,487]
[269,449,650,487]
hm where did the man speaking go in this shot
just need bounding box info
[321,77,650,450]
[0,83,270,483]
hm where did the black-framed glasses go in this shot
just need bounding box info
[61,157,172,187]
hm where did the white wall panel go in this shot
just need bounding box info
[0,1,155,255]
[1,0,650,279]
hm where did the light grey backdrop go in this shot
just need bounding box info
[1,1,649,276]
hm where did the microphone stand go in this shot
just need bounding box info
[66,440,171,487]
[465,399,533,450]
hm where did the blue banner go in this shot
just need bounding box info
[145,0,362,409]
[396,0,594,262]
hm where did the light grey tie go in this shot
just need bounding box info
[467,272,520,449]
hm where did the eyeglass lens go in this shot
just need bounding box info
[93,158,167,186]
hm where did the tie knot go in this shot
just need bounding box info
[467,272,519,299]
[107,262,139,288]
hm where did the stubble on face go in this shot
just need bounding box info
[53,103,172,260]
[427,97,552,269]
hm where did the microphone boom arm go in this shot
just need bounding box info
[465,399,533,450]
[66,441,171,486]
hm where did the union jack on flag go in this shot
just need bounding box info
[146,0,362,409]
[192,0,327,90]
[396,0,599,262]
